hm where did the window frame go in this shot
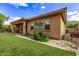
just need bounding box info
[30,19,51,32]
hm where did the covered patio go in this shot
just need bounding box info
[10,18,27,35]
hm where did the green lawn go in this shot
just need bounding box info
[0,33,76,56]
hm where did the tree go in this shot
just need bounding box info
[0,14,9,32]
[74,23,79,29]
[67,23,79,28]
[0,14,9,29]
[1,25,10,32]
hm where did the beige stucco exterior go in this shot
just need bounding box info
[10,7,67,40]
[49,15,61,39]
[12,15,65,39]
[60,15,66,38]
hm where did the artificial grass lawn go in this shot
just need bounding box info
[0,33,76,56]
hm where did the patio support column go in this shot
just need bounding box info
[11,24,14,33]
[19,25,21,33]
[23,21,26,35]
[14,25,17,31]
[43,21,45,30]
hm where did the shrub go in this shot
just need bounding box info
[33,32,49,42]
[42,35,49,42]
[0,25,10,32]
[33,32,38,40]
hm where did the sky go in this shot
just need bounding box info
[0,3,79,25]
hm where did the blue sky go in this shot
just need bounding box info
[0,3,79,24]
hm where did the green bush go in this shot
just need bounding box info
[33,32,49,42]
[33,32,38,40]
[0,25,10,32]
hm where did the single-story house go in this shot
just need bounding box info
[10,7,67,39]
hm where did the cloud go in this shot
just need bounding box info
[41,6,46,9]
[68,11,79,21]
[4,16,21,25]
[11,17,21,20]
[69,15,79,21]
[9,16,21,22]
[67,11,78,16]
[10,3,28,8]
[4,21,10,25]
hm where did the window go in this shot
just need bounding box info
[31,19,50,31]
[44,20,50,30]
[31,21,43,30]
[31,23,34,30]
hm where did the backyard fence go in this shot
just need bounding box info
[62,28,79,46]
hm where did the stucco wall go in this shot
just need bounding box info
[49,15,61,39]
[27,15,62,39]
[60,15,65,38]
